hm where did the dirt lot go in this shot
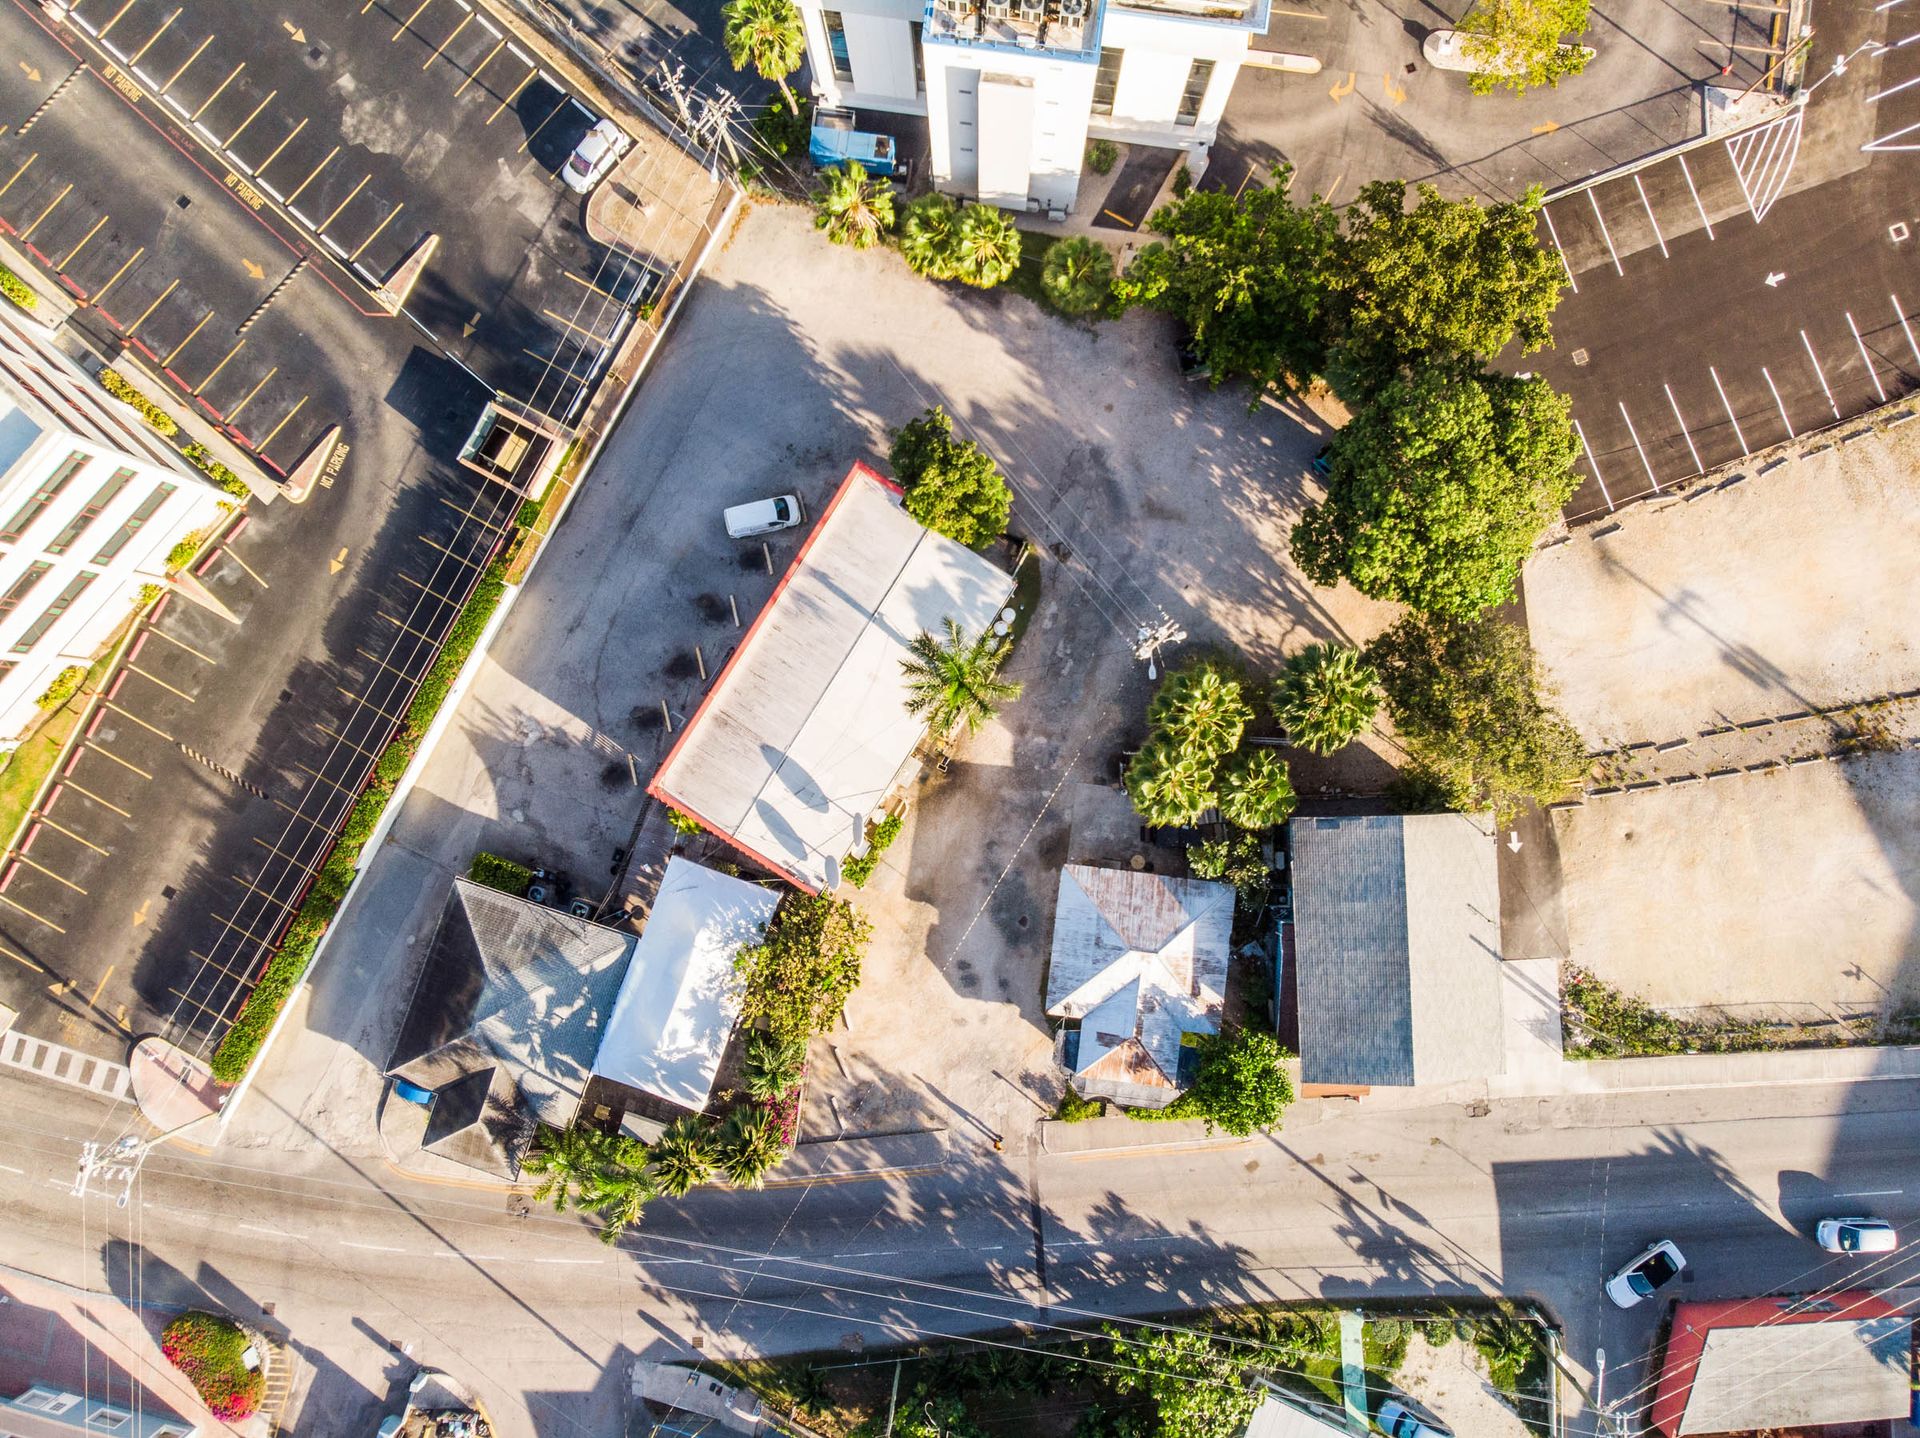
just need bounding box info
[1527,426,1920,747]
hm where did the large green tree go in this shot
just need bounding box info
[1182,1028,1293,1137]
[1112,166,1340,396]
[1273,643,1381,755]
[1145,658,1254,759]
[741,1030,807,1100]
[1290,370,1579,618]
[646,1116,718,1198]
[1457,0,1594,96]
[1367,611,1588,820]
[715,1107,789,1189]
[1103,1326,1264,1438]
[1216,748,1296,831]
[888,406,1013,548]
[722,0,807,115]
[900,616,1023,737]
[899,192,961,279]
[1124,729,1221,828]
[734,893,873,1042]
[1040,235,1115,317]
[1327,180,1565,398]
[520,1125,618,1212]
[581,1139,656,1243]
[950,203,1022,289]
[813,161,894,249]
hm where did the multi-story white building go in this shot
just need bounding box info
[797,0,1267,214]
[0,302,225,746]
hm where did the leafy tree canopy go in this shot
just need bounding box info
[899,192,961,280]
[951,202,1022,289]
[1145,658,1255,759]
[1124,728,1221,828]
[1041,236,1116,317]
[1181,1027,1294,1137]
[1216,748,1296,831]
[1104,1325,1264,1438]
[1367,611,1589,821]
[722,0,807,113]
[1187,830,1272,911]
[1327,180,1564,399]
[1113,166,1340,395]
[899,615,1023,736]
[813,161,894,249]
[1274,643,1381,755]
[1290,369,1579,617]
[734,893,873,1043]
[1458,0,1594,96]
[888,406,1013,548]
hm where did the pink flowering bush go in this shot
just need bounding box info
[762,1078,804,1146]
[160,1310,264,1421]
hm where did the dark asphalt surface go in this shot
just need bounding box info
[0,0,636,1062]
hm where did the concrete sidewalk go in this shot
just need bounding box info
[768,1129,951,1186]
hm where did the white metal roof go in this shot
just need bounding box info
[651,463,1014,891]
[590,856,779,1110]
[1679,1316,1912,1434]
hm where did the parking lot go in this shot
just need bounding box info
[0,0,713,1069]
[1531,0,1920,517]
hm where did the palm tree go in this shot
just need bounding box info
[899,616,1023,738]
[1146,659,1253,760]
[722,0,806,116]
[1217,748,1296,831]
[716,1107,789,1189]
[582,1139,655,1243]
[645,1115,718,1198]
[520,1124,614,1212]
[1273,643,1381,755]
[813,162,895,249]
[1040,235,1114,317]
[899,192,960,279]
[949,203,1021,288]
[1123,729,1219,827]
[742,1030,807,1100]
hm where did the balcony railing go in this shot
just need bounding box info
[923,0,1098,57]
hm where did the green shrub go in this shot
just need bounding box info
[161,1311,264,1421]
[34,666,85,712]
[1056,1089,1104,1122]
[165,530,208,572]
[181,442,253,500]
[1085,139,1118,175]
[840,812,902,888]
[0,264,36,312]
[468,851,532,896]
[99,367,179,437]
[136,583,163,607]
[1040,235,1115,318]
[666,807,704,836]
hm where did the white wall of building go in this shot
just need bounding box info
[1094,6,1247,146]
[805,0,928,114]
[923,43,1097,212]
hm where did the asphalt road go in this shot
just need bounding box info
[3,1071,1920,1436]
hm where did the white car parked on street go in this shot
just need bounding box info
[1604,1239,1687,1308]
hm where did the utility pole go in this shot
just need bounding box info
[1133,613,1187,680]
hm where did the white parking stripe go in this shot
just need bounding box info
[1763,366,1796,439]
[1801,329,1840,417]
[1867,73,1920,102]
[1710,366,1751,455]
[1619,402,1659,491]
[1588,190,1624,275]
[1573,418,1613,510]
[1847,312,1888,400]
[1635,175,1669,258]
[1893,294,1920,367]
[1665,384,1704,472]
[1541,206,1577,293]
[1678,155,1715,239]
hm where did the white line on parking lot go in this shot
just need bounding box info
[1634,175,1668,258]
[1664,384,1704,472]
[1709,365,1750,455]
[1836,1187,1903,1196]
[1867,73,1920,102]
[1678,154,1715,240]
[1540,206,1578,292]
[1572,419,1612,509]
[1801,329,1841,417]
[1892,294,1920,367]
[1619,402,1659,490]
[1762,366,1796,438]
[1846,312,1888,400]
[1588,190,1624,275]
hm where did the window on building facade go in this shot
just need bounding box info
[911,20,925,91]
[88,1409,131,1431]
[1175,57,1214,125]
[822,11,854,81]
[0,562,51,618]
[45,467,134,556]
[1,451,90,544]
[17,1391,80,1413]
[12,571,96,653]
[1091,48,1124,115]
[90,482,175,564]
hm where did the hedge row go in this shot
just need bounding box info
[182,441,254,500]
[98,367,179,437]
[209,558,510,1081]
[0,264,36,312]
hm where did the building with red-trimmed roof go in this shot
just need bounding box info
[648,461,1015,893]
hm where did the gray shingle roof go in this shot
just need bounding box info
[1289,812,1504,1087]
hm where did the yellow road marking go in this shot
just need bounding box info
[425,12,472,68]
[89,965,113,1005]
[437,493,509,531]
[57,214,108,270]
[296,761,358,798]
[317,173,371,233]
[541,306,607,339]
[127,7,181,68]
[230,872,285,904]
[225,364,276,423]
[19,182,72,241]
[487,69,534,125]
[252,834,309,866]
[257,116,307,178]
[394,0,435,42]
[376,609,435,643]
[196,338,244,393]
[564,269,617,300]
[1329,70,1356,101]
[284,145,339,207]
[0,941,44,971]
[127,663,196,701]
[217,545,269,589]
[256,394,307,450]
[349,201,403,261]
[90,244,144,306]
[16,854,85,895]
[99,701,170,744]
[516,96,570,154]
[144,625,214,664]
[38,816,109,855]
[1324,169,1345,205]
[85,741,153,778]
[222,87,277,149]
[161,307,213,365]
[1099,208,1136,229]
[126,277,179,333]
[59,777,134,816]
[1267,5,1328,15]
[0,892,65,933]
[354,647,424,684]
[189,61,244,123]
[160,33,211,94]
[456,37,505,96]
[1532,120,1561,135]
[0,153,40,202]
[97,0,140,40]
[1382,71,1407,103]
[313,720,380,761]
[209,911,277,944]
[333,684,407,725]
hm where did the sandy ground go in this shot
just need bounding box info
[1526,425,1920,748]
[1395,1328,1535,1438]
[1553,749,1920,1017]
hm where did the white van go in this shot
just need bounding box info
[723,494,804,539]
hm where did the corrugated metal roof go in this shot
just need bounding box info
[1289,813,1504,1087]
[1681,1316,1911,1434]
[651,463,1014,892]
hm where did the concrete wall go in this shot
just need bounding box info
[925,41,1096,212]
[1093,6,1248,146]
[803,0,929,113]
